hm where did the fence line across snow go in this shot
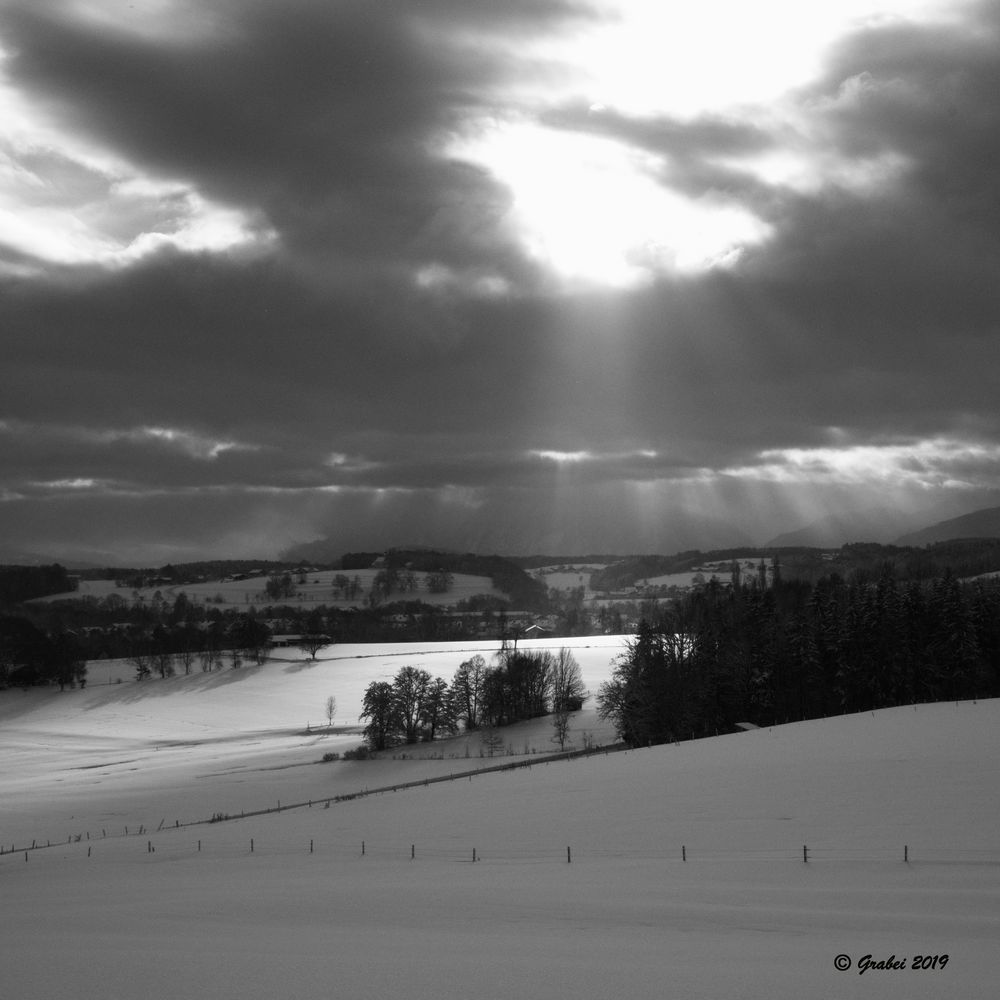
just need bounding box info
[1,741,633,859]
[5,834,1000,869]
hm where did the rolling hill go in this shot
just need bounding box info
[2,637,997,999]
[896,504,1000,546]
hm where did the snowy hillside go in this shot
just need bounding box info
[2,637,997,1000]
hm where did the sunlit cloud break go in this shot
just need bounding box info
[137,427,258,461]
[728,439,1000,490]
[531,449,593,464]
[0,419,256,460]
[529,448,660,466]
[0,46,274,273]
[450,121,771,288]
[35,477,98,490]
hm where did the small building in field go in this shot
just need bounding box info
[270,634,305,647]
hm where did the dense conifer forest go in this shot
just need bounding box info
[0,564,76,604]
[598,563,1000,745]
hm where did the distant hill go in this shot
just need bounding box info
[765,495,1000,548]
[0,549,100,571]
[280,508,756,567]
[896,505,1000,546]
[281,542,549,609]
[766,506,935,548]
[510,555,625,569]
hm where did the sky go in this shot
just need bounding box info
[1,0,999,564]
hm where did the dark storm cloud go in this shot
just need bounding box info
[731,3,1000,444]
[0,0,584,279]
[1,248,543,433]
[0,0,591,489]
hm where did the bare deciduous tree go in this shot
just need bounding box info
[452,654,487,730]
[550,648,586,751]
[297,634,331,660]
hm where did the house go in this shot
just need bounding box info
[522,623,550,638]
[270,634,305,647]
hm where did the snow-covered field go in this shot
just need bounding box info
[3,637,997,999]
[37,569,502,609]
[532,565,608,596]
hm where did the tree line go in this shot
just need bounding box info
[343,550,549,609]
[590,539,1000,593]
[0,616,87,689]
[598,565,1000,746]
[7,588,521,668]
[0,564,77,604]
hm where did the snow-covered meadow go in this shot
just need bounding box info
[3,636,998,999]
[39,569,504,609]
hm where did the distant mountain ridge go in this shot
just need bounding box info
[765,505,948,548]
[767,508,904,548]
[896,505,1000,546]
[0,549,100,571]
[766,500,1000,549]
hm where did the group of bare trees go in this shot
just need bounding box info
[128,615,280,680]
[264,572,297,601]
[331,574,364,601]
[359,648,587,752]
[359,666,456,750]
[367,567,455,606]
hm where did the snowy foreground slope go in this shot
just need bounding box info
[2,637,998,1000]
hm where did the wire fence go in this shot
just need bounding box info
[4,831,999,869]
[1,742,631,860]
[5,743,998,871]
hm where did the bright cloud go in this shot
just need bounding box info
[727,438,1000,490]
[0,419,258,462]
[442,0,965,289]
[0,46,274,273]
[449,120,770,288]
[522,0,967,118]
[530,449,593,464]
[129,426,258,461]
[528,448,663,469]
[35,477,97,489]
